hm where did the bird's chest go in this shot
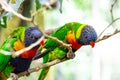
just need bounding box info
[66,31,82,50]
[14,40,39,58]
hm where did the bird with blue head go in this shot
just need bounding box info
[37,22,97,80]
[0,26,44,80]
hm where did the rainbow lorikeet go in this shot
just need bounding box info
[0,27,44,80]
[37,22,97,80]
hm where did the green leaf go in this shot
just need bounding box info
[10,0,16,4]
[0,0,24,28]
[59,0,63,13]
[0,13,7,28]
[35,0,41,10]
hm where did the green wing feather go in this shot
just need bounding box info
[0,27,26,79]
[38,22,76,80]
[38,22,85,80]
[10,27,25,42]
[38,47,67,80]
[0,38,17,79]
[0,38,17,71]
[44,23,71,49]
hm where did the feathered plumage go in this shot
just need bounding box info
[37,22,97,80]
[0,27,43,80]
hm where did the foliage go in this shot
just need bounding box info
[0,0,63,28]
[0,0,24,28]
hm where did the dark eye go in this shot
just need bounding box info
[30,35,35,40]
[85,36,88,39]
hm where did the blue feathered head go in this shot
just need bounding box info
[78,25,97,47]
[24,27,43,47]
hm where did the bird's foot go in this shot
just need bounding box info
[9,73,18,80]
[26,70,30,76]
[67,52,75,59]
[66,44,75,59]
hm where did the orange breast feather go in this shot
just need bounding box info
[14,40,38,58]
[66,31,82,50]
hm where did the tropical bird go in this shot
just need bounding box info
[37,22,97,80]
[0,27,44,80]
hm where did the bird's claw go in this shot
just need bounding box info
[26,70,30,76]
[10,73,18,80]
[67,52,75,59]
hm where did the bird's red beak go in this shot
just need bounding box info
[40,40,44,46]
[89,42,95,48]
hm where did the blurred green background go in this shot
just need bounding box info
[1,0,120,80]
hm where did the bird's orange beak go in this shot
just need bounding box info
[89,42,95,48]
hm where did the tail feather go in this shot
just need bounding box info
[38,67,50,80]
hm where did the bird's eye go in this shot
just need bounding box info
[85,36,88,39]
[30,35,35,40]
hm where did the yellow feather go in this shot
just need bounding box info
[14,40,25,51]
[20,28,25,42]
[76,24,86,39]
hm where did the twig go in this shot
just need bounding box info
[7,78,13,80]
[96,29,120,43]
[0,1,32,21]
[17,58,69,78]
[44,34,71,48]
[110,0,117,21]
[97,0,118,40]
[0,0,58,23]
[17,59,61,77]
[0,36,44,57]
[0,0,47,26]
[44,34,74,58]
[97,17,120,40]
[13,36,44,57]
[8,59,61,80]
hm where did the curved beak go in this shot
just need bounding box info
[89,42,95,48]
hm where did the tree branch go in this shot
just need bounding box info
[97,0,119,40]
[17,57,69,78]
[96,29,120,43]
[7,59,61,80]
[17,59,61,77]
[0,36,44,57]
[0,1,32,21]
[110,0,117,21]
[96,17,120,42]
[44,34,74,58]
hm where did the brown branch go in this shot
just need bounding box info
[17,59,61,77]
[97,17,120,41]
[17,57,70,78]
[0,0,47,26]
[97,0,119,40]
[0,0,59,23]
[12,36,44,57]
[44,34,74,58]
[96,29,120,43]
[110,0,117,21]
[0,36,44,57]
[0,1,32,21]
[7,59,64,80]
[7,59,61,80]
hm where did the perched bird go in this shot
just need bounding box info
[37,22,97,80]
[0,27,43,80]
